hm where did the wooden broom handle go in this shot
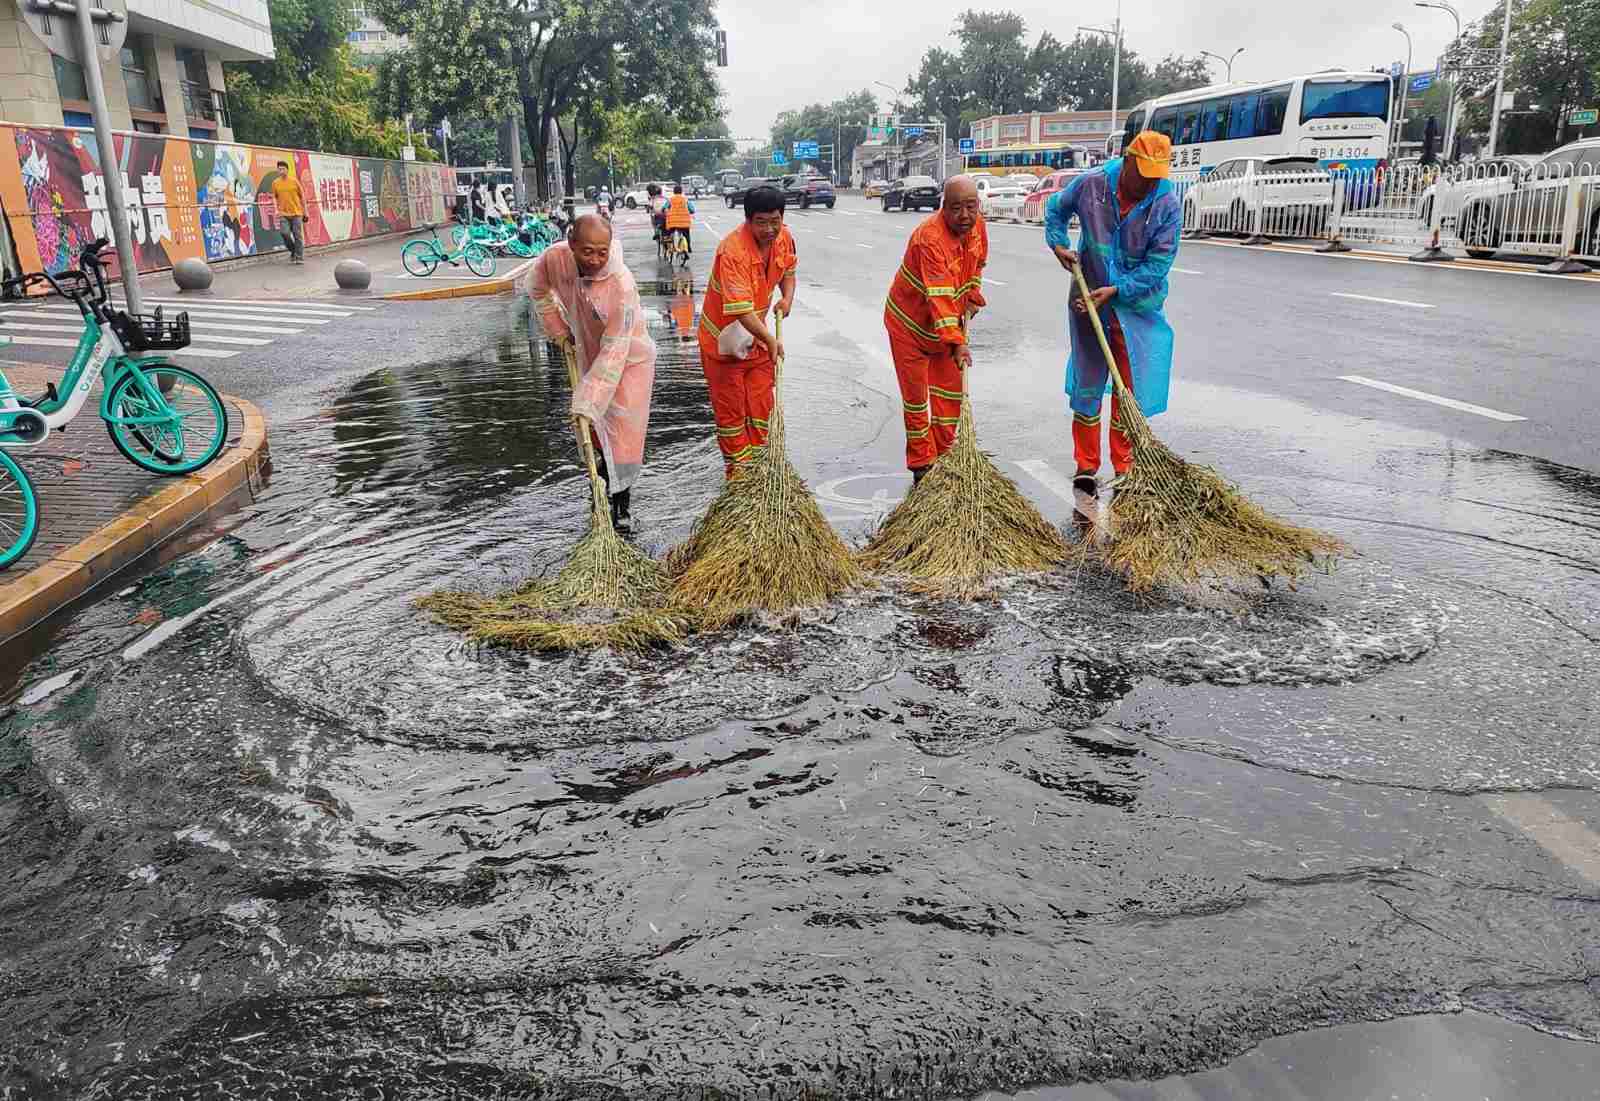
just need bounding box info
[1071,262,1136,407]
[562,342,612,524]
[773,308,784,389]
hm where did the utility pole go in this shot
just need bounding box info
[1487,0,1513,156]
[1200,47,1244,82]
[1417,2,1462,161]
[1079,1,1124,148]
[1393,23,1414,151]
[440,117,452,167]
[507,113,525,206]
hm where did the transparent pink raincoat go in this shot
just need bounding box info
[527,241,657,493]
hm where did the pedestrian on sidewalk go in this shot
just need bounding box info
[696,184,797,478]
[269,160,306,263]
[1045,130,1180,502]
[883,175,988,483]
[526,214,656,533]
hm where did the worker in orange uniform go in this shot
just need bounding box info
[884,175,987,482]
[697,184,796,477]
[665,183,695,260]
[269,159,306,264]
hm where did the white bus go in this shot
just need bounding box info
[1118,70,1392,185]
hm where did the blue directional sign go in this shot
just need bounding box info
[958,137,975,154]
[904,127,924,138]
[1410,74,1434,93]
[793,139,820,159]
[772,150,788,165]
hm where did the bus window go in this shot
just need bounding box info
[1226,93,1260,139]
[1200,98,1230,142]
[1150,105,1178,142]
[1177,105,1201,145]
[1300,80,1390,124]
[1123,108,1146,145]
[1254,84,1292,137]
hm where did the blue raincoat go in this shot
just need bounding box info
[1045,158,1181,418]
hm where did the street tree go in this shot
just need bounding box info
[768,91,879,178]
[1454,0,1599,154]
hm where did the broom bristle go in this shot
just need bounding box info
[1087,398,1346,592]
[668,403,863,630]
[859,400,1071,595]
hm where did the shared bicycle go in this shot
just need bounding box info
[401,223,496,278]
[0,238,230,568]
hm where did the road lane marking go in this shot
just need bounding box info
[1330,291,1435,309]
[142,296,377,312]
[982,277,1008,286]
[827,235,842,240]
[1337,375,1526,422]
[1485,794,1600,886]
[0,322,271,346]
[855,243,873,249]
[1015,459,1077,504]
[1171,267,1203,275]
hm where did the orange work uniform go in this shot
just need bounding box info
[697,222,798,475]
[884,213,988,471]
[665,193,692,229]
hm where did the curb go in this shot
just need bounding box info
[384,257,535,302]
[0,396,271,644]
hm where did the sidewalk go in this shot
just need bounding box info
[0,360,269,642]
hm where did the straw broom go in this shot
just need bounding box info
[858,321,1071,596]
[415,344,683,651]
[668,312,862,629]
[1068,262,1345,592]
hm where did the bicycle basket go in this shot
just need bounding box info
[110,310,191,351]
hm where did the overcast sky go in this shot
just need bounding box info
[715,0,1496,146]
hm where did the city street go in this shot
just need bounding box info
[2,199,1598,1098]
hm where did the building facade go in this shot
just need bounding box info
[851,136,958,188]
[347,6,404,56]
[0,0,275,143]
[968,109,1130,152]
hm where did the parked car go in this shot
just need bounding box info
[1456,139,1600,260]
[980,185,1028,222]
[726,176,780,207]
[1021,169,1086,224]
[683,174,708,197]
[1182,156,1333,238]
[1004,173,1041,193]
[717,171,744,200]
[1418,156,1535,232]
[883,175,939,212]
[864,180,888,199]
[782,174,836,209]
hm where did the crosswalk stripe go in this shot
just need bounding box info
[147,303,349,320]
[141,296,377,312]
[0,309,302,336]
[0,334,237,358]
[7,304,332,326]
[0,321,270,346]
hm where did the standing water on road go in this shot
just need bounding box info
[3,246,1599,1098]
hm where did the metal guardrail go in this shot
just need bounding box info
[1175,161,1600,271]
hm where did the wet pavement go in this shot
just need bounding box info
[2,209,1598,1098]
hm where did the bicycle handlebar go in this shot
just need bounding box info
[0,237,111,312]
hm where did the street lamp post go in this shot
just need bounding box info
[1393,23,1414,152]
[1488,0,1513,156]
[1079,0,1125,151]
[1199,47,1244,82]
[873,80,904,179]
[1416,1,1461,161]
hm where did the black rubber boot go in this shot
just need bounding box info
[1072,472,1099,499]
[910,465,930,485]
[611,488,633,534]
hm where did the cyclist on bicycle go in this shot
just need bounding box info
[647,183,666,244]
[665,183,695,257]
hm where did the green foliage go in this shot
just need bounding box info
[229,46,433,160]
[768,91,878,177]
[1454,0,1599,153]
[236,0,352,86]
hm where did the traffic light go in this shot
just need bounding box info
[716,29,728,67]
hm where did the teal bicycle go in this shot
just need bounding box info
[401,223,496,278]
[0,238,230,569]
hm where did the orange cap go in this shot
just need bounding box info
[1125,131,1172,179]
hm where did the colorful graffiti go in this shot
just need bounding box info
[0,124,455,280]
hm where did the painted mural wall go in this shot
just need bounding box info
[0,124,457,280]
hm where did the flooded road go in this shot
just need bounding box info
[3,230,1599,1098]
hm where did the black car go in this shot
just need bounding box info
[882,175,939,212]
[782,174,836,209]
[726,176,780,207]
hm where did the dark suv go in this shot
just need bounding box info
[782,174,836,209]
[726,176,779,207]
[883,175,939,212]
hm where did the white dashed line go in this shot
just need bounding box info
[1170,267,1203,275]
[1337,375,1525,422]
[982,277,1008,286]
[856,243,873,249]
[1330,291,1434,309]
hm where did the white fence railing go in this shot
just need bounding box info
[1174,161,1600,269]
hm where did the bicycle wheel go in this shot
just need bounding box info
[463,243,495,277]
[0,449,39,570]
[105,365,229,476]
[402,240,439,277]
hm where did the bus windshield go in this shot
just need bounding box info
[1301,80,1390,124]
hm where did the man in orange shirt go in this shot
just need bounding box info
[664,183,694,262]
[269,160,306,264]
[697,184,797,477]
[884,175,987,481]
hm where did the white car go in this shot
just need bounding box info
[981,186,1028,222]
[1183,155,1333,238]
[1418,155,1535,231]
[1004,173,1040,193]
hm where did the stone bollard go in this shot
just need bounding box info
[173,257,213,291]
[333,259,371,291]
